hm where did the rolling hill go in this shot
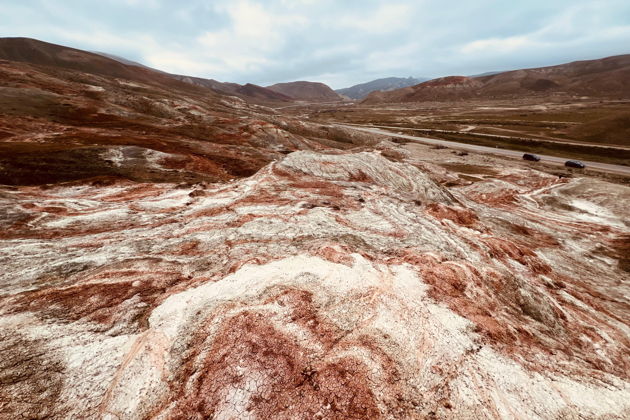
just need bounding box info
[0,37,198,91]
[362,55,630,104]
[266,81,343,101]
[90,49,294,104]
[0,37,369,186]
[171,75,293,103]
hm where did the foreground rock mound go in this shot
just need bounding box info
[279,151,455,204]
[0,151,629,419]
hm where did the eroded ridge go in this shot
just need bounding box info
[1,151,629,419]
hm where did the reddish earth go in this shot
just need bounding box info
[0,38,629,419]
[0,37,201,92]
[1,148,628,419]
[0,39,377,187]
[362,54,630,104]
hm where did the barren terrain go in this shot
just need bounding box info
[362,55,630,104]
[1,39,629,419]
[295,98,630,167]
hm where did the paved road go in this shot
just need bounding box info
[338,124,630,176]
[344,123,630,151]
[273,101,351,110]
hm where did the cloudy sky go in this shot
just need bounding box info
[2,0,629,88]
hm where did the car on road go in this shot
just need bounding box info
[522,153,541,162]
[565,160,586,169]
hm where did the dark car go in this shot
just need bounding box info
[565,160,586,169]
[522,153,541,162]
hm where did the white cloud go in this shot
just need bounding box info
[338,3,412,34]
[3,0,630,87]
[117,0,160,7]
[191,0,308,75]
[144,51,222,74]
[460,35,534,54]
[47,27,156,52]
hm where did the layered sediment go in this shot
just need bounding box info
[1,150,628,419]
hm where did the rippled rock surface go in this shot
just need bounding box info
[1,151,629,419]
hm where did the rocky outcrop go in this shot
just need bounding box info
[1,149,629,419]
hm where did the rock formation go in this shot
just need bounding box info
[1,148,629,418]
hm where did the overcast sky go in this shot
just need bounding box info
[2,0,629,88]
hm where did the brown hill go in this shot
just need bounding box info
[237,83,294,102]
[88,50,294,105]
[0,37,199,91]
[2,38,294,106]
[0,38,374,186]
[172,75,293,103]
[266,81,343,101]
[363,55,630,104]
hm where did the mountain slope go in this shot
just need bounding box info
[336,77,427,99]
[0,37,373,186]
[171,75,293,103]
[89,50,294,105]
[266,81,343,101]
[0,37,197,91]
[92,51,157,70]
[363,55,630,103]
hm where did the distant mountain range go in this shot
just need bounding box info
[362,55,630,104]
[7,37,628,107]
[335,77,428,100]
